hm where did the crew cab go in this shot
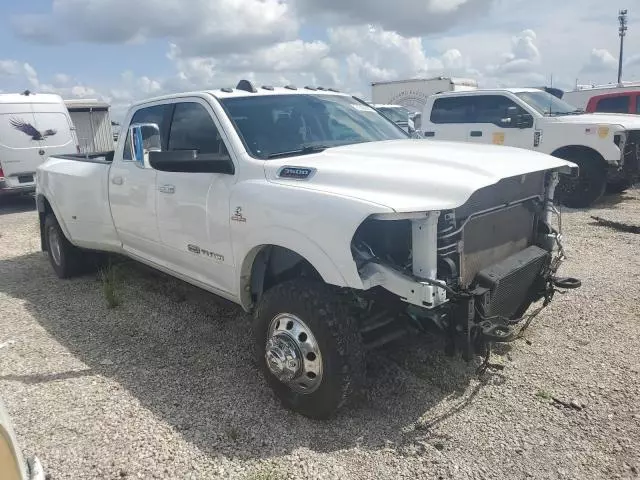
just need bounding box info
[36,80,580,419]
[584,90,640,115]
[421,88,640,207]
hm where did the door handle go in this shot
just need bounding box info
[158,184,175,194]
[423,131,435,137]
[111,176,123,185]
[470,131,483,137]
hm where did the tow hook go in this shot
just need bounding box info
[552,277,582,289]
[479,321,517,343]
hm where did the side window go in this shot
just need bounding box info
[595,95,630,113]
[430,97,474,124]
[472,95,526,126]
[123,104,169,161]
[636,96,640,114]
[168,102,230,160]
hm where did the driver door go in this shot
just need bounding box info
[465,94,536,149]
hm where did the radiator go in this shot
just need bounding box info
[459,203,535,287]
[475,245,550,319]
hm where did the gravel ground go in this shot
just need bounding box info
[1,190,639,480]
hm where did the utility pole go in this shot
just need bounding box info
[618,9,628,84]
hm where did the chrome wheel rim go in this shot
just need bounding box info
[265,313,323,394]
[48,227,62,266]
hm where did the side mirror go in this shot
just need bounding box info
[129,123,161,166]
[149,150,235,175]
[516,113,534,129]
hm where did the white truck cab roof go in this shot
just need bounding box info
[433,87,543,98]
[131,83,350,110]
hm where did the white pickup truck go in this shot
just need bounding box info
[36,80,580,418]
[421,88,640,208]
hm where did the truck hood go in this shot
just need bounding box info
[264,139,575,213]
[548,113,640,130]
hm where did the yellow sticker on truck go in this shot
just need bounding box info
[597,126,609,138]
[492,132,505,145]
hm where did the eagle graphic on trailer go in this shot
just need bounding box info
[9,117,57,140]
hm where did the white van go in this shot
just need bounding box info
[0,91,78,197]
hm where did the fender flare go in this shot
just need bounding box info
[237,227,351,311]
[36,192,73,245]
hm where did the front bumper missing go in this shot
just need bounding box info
[360,242,580,360]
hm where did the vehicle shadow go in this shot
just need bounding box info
[0,252,491,461]
[0,195,37,215]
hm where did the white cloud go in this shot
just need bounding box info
[0,60,21,76]
[12,0,298,56]
[487,29,541,76]
[53,73,72,86]
[581,48,618,74]
[295,0,495,38]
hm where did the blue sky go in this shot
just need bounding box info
[1,0,638,120]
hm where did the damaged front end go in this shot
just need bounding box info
[351,169,581,361]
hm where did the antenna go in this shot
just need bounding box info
[618,9,628,84]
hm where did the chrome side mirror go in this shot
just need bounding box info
[129,123,161,165]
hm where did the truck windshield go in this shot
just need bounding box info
[376,106,410,124]
[220,94,408,159]
[515,91,583,116]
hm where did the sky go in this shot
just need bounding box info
[1,0,639,122]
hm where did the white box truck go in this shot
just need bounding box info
[371,77,478,115]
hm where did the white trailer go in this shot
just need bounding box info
[371,77,478,114]
[64,99,114,153]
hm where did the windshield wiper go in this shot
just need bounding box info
[267,145,329,159]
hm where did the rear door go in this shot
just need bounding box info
[156,99,236,294]
[0,104,42,184]
[422,96,472,141]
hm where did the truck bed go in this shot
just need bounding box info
[37,151,121,251]
[53,151,115,164]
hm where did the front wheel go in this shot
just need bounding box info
[253,280,365,419]
[554,153,607,208]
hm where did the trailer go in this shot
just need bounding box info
[371,77,478,114]
[63,99,114,153]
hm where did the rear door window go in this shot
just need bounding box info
[430,97,474,124]
[594,95,630,113]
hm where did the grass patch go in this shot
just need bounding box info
[100,259,122,309]
[536,389,553,400]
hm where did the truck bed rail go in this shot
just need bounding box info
[53,151,115,164]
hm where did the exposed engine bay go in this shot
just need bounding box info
[350,170,581,362]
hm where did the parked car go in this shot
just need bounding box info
[0,399,45,480]
[36,80,580,419]
[561,82,640,111]
[421,88,640,207]
[371,104,415,133]
[584,90,640,115]
[0,91,78,198]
